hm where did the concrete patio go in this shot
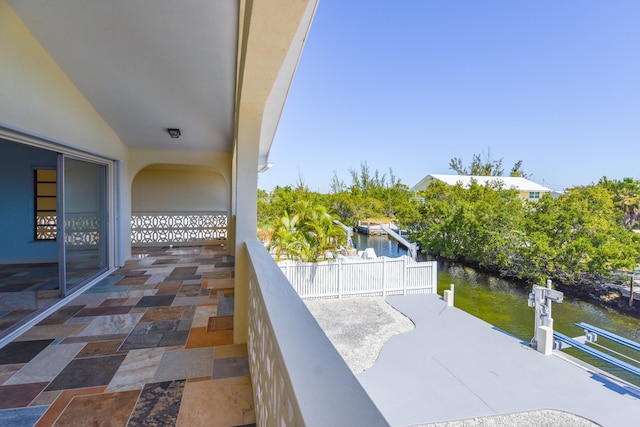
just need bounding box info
[309,294,640,426]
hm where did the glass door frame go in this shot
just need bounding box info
[0,126,119,293]
[57,153,112,297]
[57,154,67,297]
[0,125,119,346]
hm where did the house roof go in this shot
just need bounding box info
[412,174,553,193]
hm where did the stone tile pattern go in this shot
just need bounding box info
[0,247,255,427]
[0,263,60,332]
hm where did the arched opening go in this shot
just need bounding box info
[131,164,228,247]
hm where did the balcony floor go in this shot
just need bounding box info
[0,246,255,427]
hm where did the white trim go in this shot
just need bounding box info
[0,123,119,162]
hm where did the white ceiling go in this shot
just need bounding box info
[8,0,238,152]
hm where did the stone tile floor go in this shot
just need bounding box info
[0,246,255,427]
[0,263,60,332]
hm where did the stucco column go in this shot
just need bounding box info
[231,0,318,344]
[118,160,132,265]
[233,118,260,344]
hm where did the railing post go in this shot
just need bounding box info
[431,261,437,294]
[338,257,343,299]
[380,257,385,296]
[402,256,407,295]
[537,318,554,355]
[444,284,455,306]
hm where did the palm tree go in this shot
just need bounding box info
[270,200,347,262]
[269,211,304,261]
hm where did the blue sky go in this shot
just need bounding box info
[259,0,640,193]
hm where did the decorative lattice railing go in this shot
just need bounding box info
[35,213,102,246]
[131,211,227,245]
[245,240,388,426]
[65,213,101,246]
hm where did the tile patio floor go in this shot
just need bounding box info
[0,262,61,333]
[0,246,255,427]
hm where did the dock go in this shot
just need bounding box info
[356,222,394,236]
[380,223,418,260]
[357,294,640,427]
[355,221,419,260]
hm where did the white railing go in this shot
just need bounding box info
[131,211,227,245]
[246,240,388,426]
[278,256,437,299]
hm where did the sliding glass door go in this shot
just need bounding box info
[58,156,109,296]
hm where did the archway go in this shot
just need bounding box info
[131,164,228,246]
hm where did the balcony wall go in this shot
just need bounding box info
[245,240,389,426]
[131,211,228,246]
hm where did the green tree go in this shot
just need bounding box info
[259,162,640,288]
[521,185,639,284]
[412,177,640,287]
[449,149,528,177]
[509,160,530,178]
[599,176,640,229]
[328,162,419,229]
[269,211,303,261]
[518,194,562,283]
[412,181,465,259]
[412,179,524,271]
[267,199,346,262]
[292,200,346,261]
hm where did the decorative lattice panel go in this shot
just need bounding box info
[247,269,300,426]
[65,214,100,245]
[35,214,101,245]
[36,215,57,240]
[131,212,227,244]
[245,241,388,426]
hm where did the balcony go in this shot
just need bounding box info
[0,246,254,426]
[0,242,385,426]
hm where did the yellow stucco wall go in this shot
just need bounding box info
[128,148,231,186]
[0,0,236,263]
[132,165,228,212]
[0,0,127,159]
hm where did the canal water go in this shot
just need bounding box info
[355,233,640,386]
[352,233,408,258]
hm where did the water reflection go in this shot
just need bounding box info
[352,233,408,258]
[436,259,640,387]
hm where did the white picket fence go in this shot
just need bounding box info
[278,256,437,299]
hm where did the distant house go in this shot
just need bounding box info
[411,174,555,201]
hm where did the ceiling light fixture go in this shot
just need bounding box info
[167,128,181,138]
